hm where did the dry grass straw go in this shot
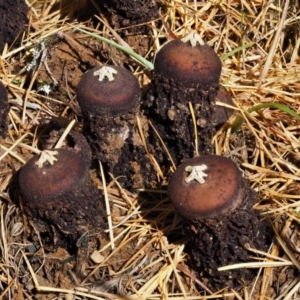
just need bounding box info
[1,0,300,299]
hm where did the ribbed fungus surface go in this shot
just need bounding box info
[19,149,106,249]
[168,155,270,291]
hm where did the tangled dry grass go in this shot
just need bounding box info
[0,0,300,299]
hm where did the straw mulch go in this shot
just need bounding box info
[0,0,300,299]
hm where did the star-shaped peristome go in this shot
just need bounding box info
[184,164,208,184]
[35,150,59,168]
[181,31,205,47]
[94,66,118,82]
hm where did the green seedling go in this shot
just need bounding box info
[231,103,300,133]
[220,42,254,61]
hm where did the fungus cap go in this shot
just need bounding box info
[77,65,141,116]
[154,34,222,87]
[19,149,87,202]
[168,155,244,219]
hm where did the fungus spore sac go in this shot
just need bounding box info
[77,65,158,190]
[144,32,222,168]
[168,155,270,291]
[19,149,106,250]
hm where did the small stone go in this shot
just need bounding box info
[90,251,104,264]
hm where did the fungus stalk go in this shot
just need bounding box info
[185,164,208,184]
[94,66,118,81]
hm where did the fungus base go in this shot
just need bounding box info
[85,113,158,190]
[0,0,28,51]
[23,172,106,251]
[184,180,270,291]
[146,74,219,164]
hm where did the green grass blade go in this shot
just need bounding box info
[231,103,300,133]
[74,27,155,70]
[221,42,254,61]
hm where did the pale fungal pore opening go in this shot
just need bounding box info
[35,150,59,168]
[181,31,205,47]
[185,164,208,184]
[94,66,118,81]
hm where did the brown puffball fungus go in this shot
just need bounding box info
[145,32,222,165]
[77,65,141,116]
[0,81,9,138]
[19,149,106,250]
[154,33,221,90]
[77,65,158,190]
[168,155,269,291]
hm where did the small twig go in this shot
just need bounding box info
[99,161,115,250]
[259,0,290,84]
[177,263,214,295]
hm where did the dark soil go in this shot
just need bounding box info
[0,80,8,137]
[96,0,162,33]
[0,0,28,51]
[85,112,159,190]
[39,124,92,166]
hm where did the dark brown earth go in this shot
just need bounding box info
[0,0,28,51]
[96,0,162,34]
[40,127,92,166]
[0,80,8,137]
